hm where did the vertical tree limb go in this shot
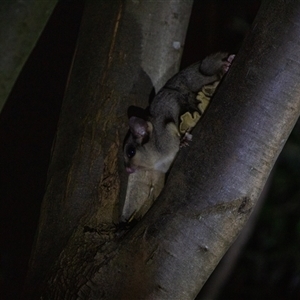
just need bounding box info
[24,0,193,298]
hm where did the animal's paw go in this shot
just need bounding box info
[200,52,235,77]
[222,54,235,73]
[180,132,193,148]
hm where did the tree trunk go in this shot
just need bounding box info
[24,0,193,298]
[25,0,300,299]
[0,0,58,112]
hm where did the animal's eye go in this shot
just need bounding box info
[126,146,136,158]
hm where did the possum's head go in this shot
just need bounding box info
[123,116,157,173]
[123,116,180,174]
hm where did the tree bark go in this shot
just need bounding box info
[25,0,300,299]
[0,0,58,112]
[24,0,193,298]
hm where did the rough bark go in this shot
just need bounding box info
[0,0,58,112]
[25,0,300,299]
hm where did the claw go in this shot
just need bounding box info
[180,132,193,148]
[223,54,235,73]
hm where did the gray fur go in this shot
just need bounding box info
[124,52,234,173]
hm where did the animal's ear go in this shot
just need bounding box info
[129,116,153,144]
[127,105,148,119]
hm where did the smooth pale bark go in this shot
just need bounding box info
[197,177,271,299]
[0,0,58,112]
[26,0,300,299]
[24,0,193,298]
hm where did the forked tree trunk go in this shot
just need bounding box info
[24,0,193,298]
[25,0,300,299]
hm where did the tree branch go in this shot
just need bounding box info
[24,0,193,298]
[25,0,300,299]
[72,0,300,298]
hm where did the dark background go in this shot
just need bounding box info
[1,0,299,299]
